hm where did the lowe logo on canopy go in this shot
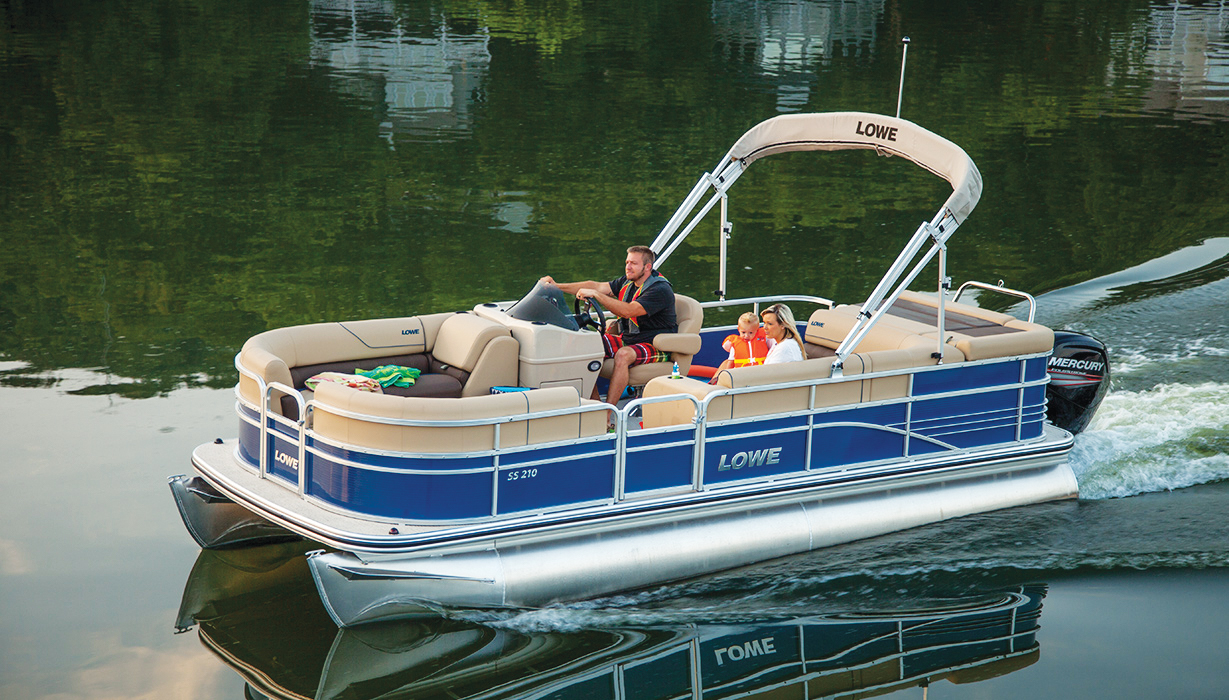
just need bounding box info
[855,120,899,142]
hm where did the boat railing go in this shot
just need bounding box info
[953,281,1037,323]
[632,357,1044,489]
[480,294,834,324]
[300,399,614,429]
[261,381,307,494]
[698,294,834,315]
[245,365,619,502]
[614,392,702,499]
[238,348,1050,522]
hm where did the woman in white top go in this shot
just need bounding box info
[761,303,805,364]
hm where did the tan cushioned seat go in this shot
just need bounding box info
[431,313,520,397]
[241,314,453,371]
[642,357,859,427]
[641,342,963,428]
[431,313,511,372]
[892,290,1018,326]
[601,294,705,384]
[674,294,704,334]
[923,321,1053,361]
[805,307,946,354]
[640,377,724,428]
[312,383,605,453]
[238,313,455,407]
[652,334,703,354]
[807,291,1050,362]
[716,355,882,419]
[885,291,1053,361]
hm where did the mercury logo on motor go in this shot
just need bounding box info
[1047,356,1105,373]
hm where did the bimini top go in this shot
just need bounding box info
[723,112,982,223]
[652,112,983,268]
[650,111,985,372]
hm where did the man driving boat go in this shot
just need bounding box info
[539,245,678,405]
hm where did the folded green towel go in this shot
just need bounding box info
[355,365,422,388]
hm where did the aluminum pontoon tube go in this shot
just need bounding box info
[307,444,1076,627]
[168,475,297,549]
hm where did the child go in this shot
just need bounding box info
[711,312,771,380]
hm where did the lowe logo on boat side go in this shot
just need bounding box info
[401,328,420,336]
[274,450,299,471]
[713,637,778,666]
[717,447,782,471]
[855,120,899,142]
[1047,356,1105,373]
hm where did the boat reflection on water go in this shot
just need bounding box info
[176,544,1045,700]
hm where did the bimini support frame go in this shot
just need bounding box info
[648,112,982,377]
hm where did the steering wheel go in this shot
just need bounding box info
[574,295,607,332]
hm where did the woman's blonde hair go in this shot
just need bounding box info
[762,303,805,355]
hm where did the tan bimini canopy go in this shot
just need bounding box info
[651,112,983,269]
[724,112,982,223]
[650,112,985,374]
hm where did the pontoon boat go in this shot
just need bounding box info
[170,111,1109,627]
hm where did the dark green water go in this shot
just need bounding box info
[2,1,1228,698]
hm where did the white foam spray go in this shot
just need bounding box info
[1071,381,1229,499]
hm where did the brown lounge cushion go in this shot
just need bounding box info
[280,354,468,419]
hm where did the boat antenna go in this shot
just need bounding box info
[896,36,910,119]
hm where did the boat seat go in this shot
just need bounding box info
[429,312,519,397]
[599,294,703,391]
[287,354,460,399]
[804,292,1053,362]
[640,342,961,428]
[805,304,962,355]
[311,383,607,453]
[806,291,1056,363]
[885,291,1053,361]
[237,311,519,420]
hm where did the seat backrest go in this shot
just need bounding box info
[238,314,451,411]
[805,306,935,354]
[432,312,519,396]
[312,383,606,453]
[888,291,1052,360]
[675,294,703,334]
[432,313,510,371]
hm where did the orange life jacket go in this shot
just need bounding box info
[725,329,770,367]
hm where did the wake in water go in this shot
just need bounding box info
[1040,238,1229,500]
[1072,382,1229,499]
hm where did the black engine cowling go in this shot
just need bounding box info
[1046,331,1110,434]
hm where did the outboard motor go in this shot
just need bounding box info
[1046,331,1110,434]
